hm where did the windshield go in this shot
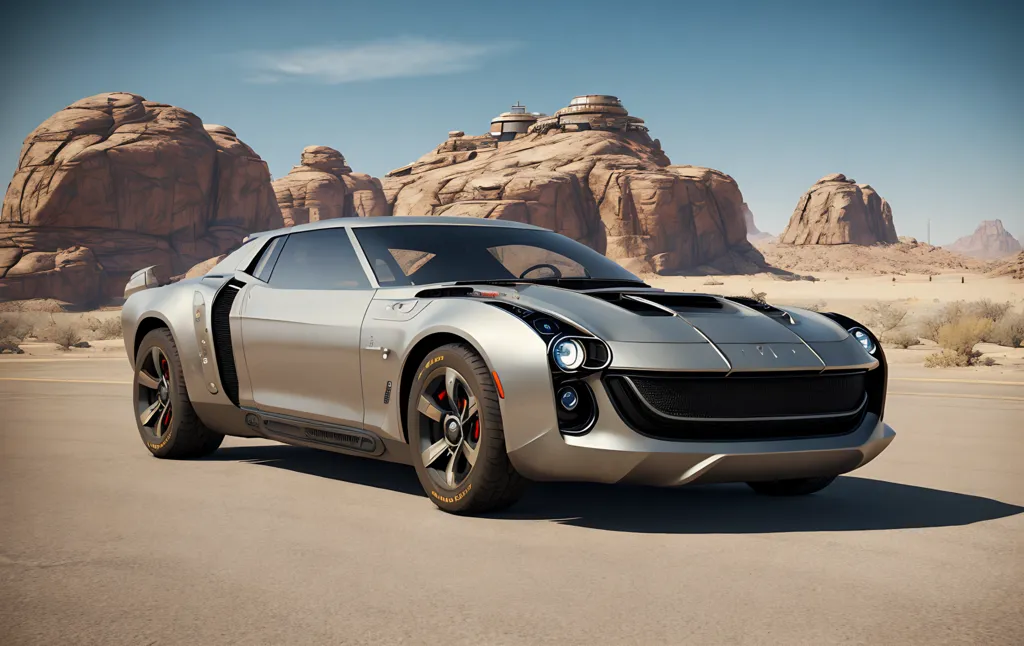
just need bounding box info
[353,224,643,287]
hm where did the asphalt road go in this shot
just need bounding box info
[1,358,1022,645]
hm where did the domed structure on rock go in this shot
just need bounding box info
[779,174,898,246]
[0,92,282,305]
[272,145,388,226]
[489,102,544,141]
[383,95,765,275]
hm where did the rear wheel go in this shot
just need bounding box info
[746,476,837,496]
[407,343,527,514]
[133,328,223,459]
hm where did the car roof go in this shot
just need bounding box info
[248,215,548,239]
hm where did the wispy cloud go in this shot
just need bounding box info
[242,37,518,84]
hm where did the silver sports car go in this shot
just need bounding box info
[122,217,895,514]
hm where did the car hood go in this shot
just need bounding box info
[484,283,876,372]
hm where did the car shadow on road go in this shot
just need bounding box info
[208,444,1023,534]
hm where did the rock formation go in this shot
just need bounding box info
[987,252,1024,280]
[779,174,898,245]
[946,219,1021,260]
[383,96,766,275]
[273,146,388,226]
[0,92,282,304]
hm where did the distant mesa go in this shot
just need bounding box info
[273,145,388,227]
[384,95,766,275]
[780,173,898,246]
[743,203,775,244]
[0,92,282,305]
[945,219,1021,260]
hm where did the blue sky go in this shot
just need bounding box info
[2,0,1021,244]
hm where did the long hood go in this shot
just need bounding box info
[492,284,877,373]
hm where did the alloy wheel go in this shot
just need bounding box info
[416,367,481,489]
[136,346,174,440]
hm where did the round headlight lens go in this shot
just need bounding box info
[851,328,876,355]
[552,338,585,371]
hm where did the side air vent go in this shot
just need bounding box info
[211,279,243,405]
[414,286,475,299]
[637,293,723,311]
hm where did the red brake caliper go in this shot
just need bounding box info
[474,419,480,441]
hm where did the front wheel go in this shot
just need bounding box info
[133,328,223,459]
[407,343,527,514]
[746,476,837,496]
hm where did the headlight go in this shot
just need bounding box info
[850,327,876,355]
[552,338,585,371]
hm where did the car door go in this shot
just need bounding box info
[237,227,375,427]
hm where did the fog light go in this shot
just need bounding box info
[552,338,585,371]
[558,386,579,411]
[850,328,876,355]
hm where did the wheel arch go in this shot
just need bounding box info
[398,331,489,444]
[132,315,174,365]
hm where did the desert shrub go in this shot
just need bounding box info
[703,278,724,286]
[885,329,921,349]
[924,315,993,368]
[51,325,83,351]
[989,312,1024,348]
[924,350,971,368]
[95,317,123,340]
[750,289,768,304]
[862,302,909,336]
[919,301,967,341]
[80,316,102,332]
[0,313,34,342]
[968,299,1012,322]
[803,301,828,313]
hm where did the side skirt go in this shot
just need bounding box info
[244,408,413,465]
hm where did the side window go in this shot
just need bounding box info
[267,229,371,290]
[249,236,285,282]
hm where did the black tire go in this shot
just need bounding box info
[407,343,527,514]
[133,328,223,459]
[746,476,837,496]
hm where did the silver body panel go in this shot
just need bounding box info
[122,216,894,486]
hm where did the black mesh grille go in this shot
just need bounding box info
[628,372,865,419]
[211,281,241,405]
[604,371,869,441]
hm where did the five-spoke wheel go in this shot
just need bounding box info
[416,367,482,489]
[132,328,223,459]
[407,343,527,514]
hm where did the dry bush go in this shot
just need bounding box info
[804,301,827,313]
[80,315,102,332]
[0,313,34,342]
[750,289,768,304]
[924,350,971,368]
[969,299,1012,322]
[927,316,993,368]
[862,302,909,336]
[885,329,921,349]
[989,312,1024,348]
[702,278,724,286]
[918,301,967,342]
[50,325,83,351]
[95,317,123,340]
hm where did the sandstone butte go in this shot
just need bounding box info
[382,96,766,275]
[273,145,388,226]
[946,219,1022,260]
[0,92,283,305]
[779,173,898,246]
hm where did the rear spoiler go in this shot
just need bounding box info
[124,265,171,299]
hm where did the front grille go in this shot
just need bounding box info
[604,371,869,441]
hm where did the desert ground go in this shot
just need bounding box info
[1,268,1023,645]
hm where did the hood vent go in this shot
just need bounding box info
[589,291,725,316]
[724,296,793,322]
[587,292,674,316]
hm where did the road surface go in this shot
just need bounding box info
[1,357,1022,645]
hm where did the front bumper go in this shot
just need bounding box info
[505,374,895,487]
